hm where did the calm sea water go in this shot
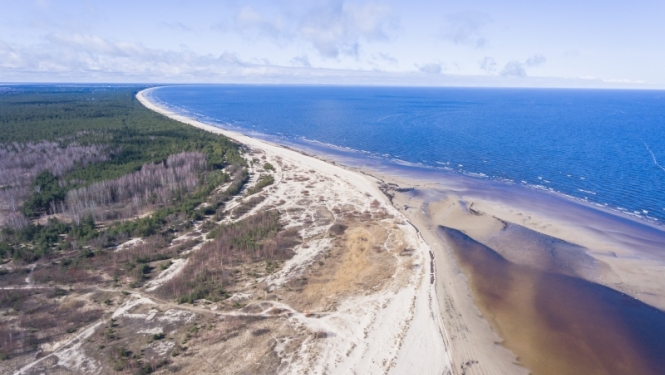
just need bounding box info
[149,85,665,223]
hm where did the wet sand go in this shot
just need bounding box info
[441,227,665,375]
[378,181,665,375]
[139,87,665,374]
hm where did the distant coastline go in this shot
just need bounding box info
[146,85,665,226]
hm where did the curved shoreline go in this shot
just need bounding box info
[137,87,665,375]
[146,85,665,228]
[137,88,461,374]
[140,87,665,306]
[137,87,529,374]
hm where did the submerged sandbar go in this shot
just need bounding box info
[441,226,665,375]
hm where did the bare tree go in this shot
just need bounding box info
[0,140,112,227]
[64,152,207,222]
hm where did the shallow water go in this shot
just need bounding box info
[149,85,665,223]
[440,227,665,375]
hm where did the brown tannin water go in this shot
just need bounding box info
[439,227,665,375]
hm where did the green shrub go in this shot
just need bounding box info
[245,175,274,196]
[22,171,67,217]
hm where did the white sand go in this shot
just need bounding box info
[14,321,104,375]
[144,258,186,292]
[381,170,665,373]
[137,88,453,375]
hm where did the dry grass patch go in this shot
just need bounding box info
[169,315,302,375]
[288,221,397,311]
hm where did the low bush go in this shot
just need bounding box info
[245,175,274,196]
[159,210,299,302]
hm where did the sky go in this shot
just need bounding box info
[1,0,664,88]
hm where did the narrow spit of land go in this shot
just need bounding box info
[0,86,450,375]
[124,88,665,375]
[137,89,451,374]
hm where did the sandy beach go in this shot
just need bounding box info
[137,88,665,375]
[137,88,454,374]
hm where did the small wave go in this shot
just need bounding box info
[643,141,665,172]
[578,189,597,195]
[391,158,422,168]
[299,138,364,154]
[464,172,488,178]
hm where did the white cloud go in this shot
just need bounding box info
[419,63,442,74]
[441,11,491,48]
[0,27,656,88]
[498,55,545,77]
[500,61,526,77]
[33,0,51,9]
[603,78,645,84]
[526,54,546,67]
[343,2,394,42]
[227,1,395,59]
[374,52,398,65]
[290,55,311,67]
[299,1,395,58]
[479,56,497,73]
[235,6,290,39]
[0,34,254,79]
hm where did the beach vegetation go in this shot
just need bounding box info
[158,210,299,303]
[245,175,274,196]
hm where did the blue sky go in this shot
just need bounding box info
[1,0,663,87]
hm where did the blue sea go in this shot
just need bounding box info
[148,85,665,223]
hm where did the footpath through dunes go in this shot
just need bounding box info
[135,89,453,375]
